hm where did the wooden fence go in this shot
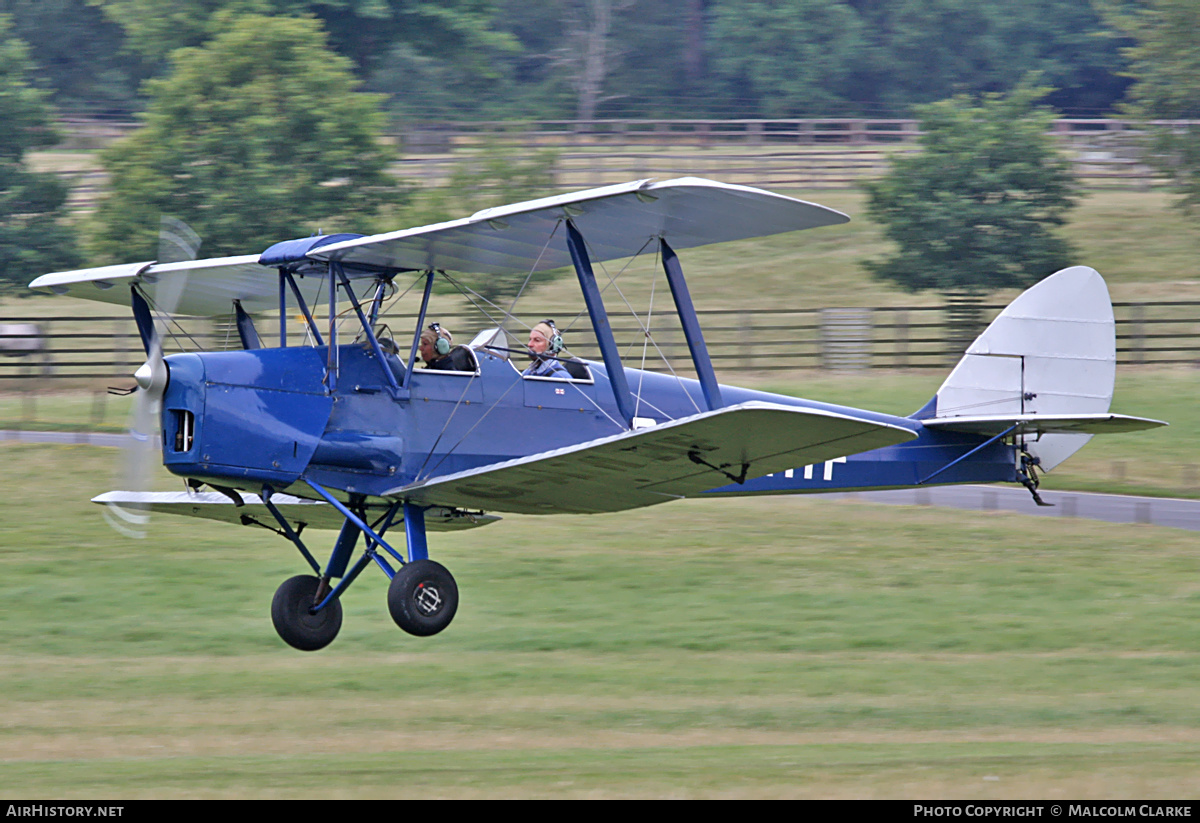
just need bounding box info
[396,117,1163,189]
[3,300,1197,386]
[48,117,1173,204]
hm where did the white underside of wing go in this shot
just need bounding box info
[30,178,849,314]
[30,255,273,316]
[91,491,501,532]
[311,177,849,275]
[391,401,917,515]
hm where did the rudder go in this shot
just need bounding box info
[929,266,1115,471]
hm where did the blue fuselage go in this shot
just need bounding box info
[159,342,1017,506]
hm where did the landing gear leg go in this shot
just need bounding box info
[263,485,461,645]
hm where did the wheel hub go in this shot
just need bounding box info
[414,582,443,615]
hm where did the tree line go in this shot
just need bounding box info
[0,0,1151,121]
[1,1,1198,300]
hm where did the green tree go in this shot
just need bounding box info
[849,0,1129,114]
[863,86,1078,295]
[0,15,79,292]
[1,0,141,111]
[486,0,672,121]
[87,0,518,118]
[1107,0,1200,209]
[86,14,402,262]
[708,0,867,116]
[699,0,1131,118]
[87,0,290,68]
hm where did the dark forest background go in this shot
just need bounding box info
[0,1,1155,121]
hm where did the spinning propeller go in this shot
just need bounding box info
[102,218,201,537]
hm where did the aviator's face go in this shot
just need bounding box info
[527,329,549,354]
[419,337,436,362]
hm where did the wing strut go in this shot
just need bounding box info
[661,238,723,411]
[404,270,435,389]
[566,219,636,428]
[130,285,156,355]
[331,261,400,393]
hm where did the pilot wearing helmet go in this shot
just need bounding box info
[523,319,570,378]
[419,323,456,371]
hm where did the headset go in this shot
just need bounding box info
[428,322,452,356]
[540,319,563,354]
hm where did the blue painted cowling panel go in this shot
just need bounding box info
[162,348,334,485]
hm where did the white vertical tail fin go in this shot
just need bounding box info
[933,266,1115,471]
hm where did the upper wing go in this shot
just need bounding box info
[310,177,849,275]
[922,412,1167,437]
[391,401,916,515]
[29,178,846,314]
[29,255,272,315]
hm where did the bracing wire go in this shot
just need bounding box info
[415,376,523,483]
[414,368,483,481]
[440,271,536,342]
[139,290,206,354]
[502,220,562,328]
[564,232,703,417]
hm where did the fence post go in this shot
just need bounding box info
[797,119,813,145]
[850,119,866,145]
[820,308,872,371]
[894,310,908,369]
[943,292,987,366]
[742,316,754,370]
[91,389,107,427]
[1130,303,1145,365]
[747,121,763,146]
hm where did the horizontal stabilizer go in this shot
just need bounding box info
[391,401,917,514]
[92,491,500,532]
[923,413,1167,437]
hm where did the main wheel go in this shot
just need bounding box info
[388,559,458,636]
[271,574,343,651]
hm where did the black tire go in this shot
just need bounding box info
[388,559,458,637]
[271,574,343,651]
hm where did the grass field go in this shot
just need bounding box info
[1,442,1198,798]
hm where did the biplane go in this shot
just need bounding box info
[29,177,1165,650]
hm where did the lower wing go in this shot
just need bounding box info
[92,490,500,531]
[390,401,918,514]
